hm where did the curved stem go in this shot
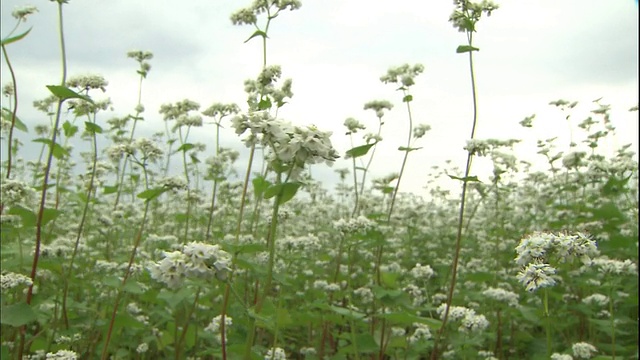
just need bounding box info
[431,31,479,360]
[18,3,68,359]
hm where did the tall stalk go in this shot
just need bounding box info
[18,2,68,358]
[431,1,498,358]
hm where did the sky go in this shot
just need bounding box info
[1,0,638,198]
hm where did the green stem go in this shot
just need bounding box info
[18,3,67,359]
[431,30,479,360]
[544,289,552,357]
[609,287,616,359]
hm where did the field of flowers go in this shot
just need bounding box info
[1,1,638,360]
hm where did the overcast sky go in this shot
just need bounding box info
[1,0,638,197]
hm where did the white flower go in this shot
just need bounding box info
[582,294,609,307]
[45,350,78,360]
[572,342,597,359]
[410,263,435,280]
[1,272,33,292]
[551,354,573,360]
[264,347,287,360]
[205,315,233,344]
[482,287,519,307]
[136,343,149,354]
[407,323,432,343]
[514,231,554,266]
[516,262,557,292]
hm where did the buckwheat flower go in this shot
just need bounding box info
[459,313,489,333]
[464,139,491,156]
[344,117,366,134]
[436,304,473,321]
[354,286,374,304]
[553,232,599,264]
[1,178,35,207]
[572,342,597,359]
[591,257,637,275]
[66,74,108,92]
[582,293,608,307]
[45,349,78,359]
[514,231,555,266]
[482,287,519,307]
[1,272,33,292]
[12,5,38,20]
[136,343,148,354]
[127,50,154,62]
[264,347,287,360]
[135,137,163,163]
[380,63,424,87]
[364,99,394,118]
[205,314,232,344]
[409,263,435,280]
[551,354,573,360]
[516,262,557,292]
[299,347,316,356]
[148,250,188,289]
[413,124,431,139]
[230,7,257,25]
[407,322,432,343]
[391,327,406,337]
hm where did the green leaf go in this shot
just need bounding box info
[46,85,93,103]
[263,182,302,205]
[8,205,37,227]
[328,305,366,320]
[345,143,375,159]
[278,182,301,205]
[258,97,272,110]
[136,187,168,202]
[62,121,79,138]
[123,281,145,294]
[252,176,271,198]
[175,143,195,153]
[402,94,413,102]
[398,146,422,152]
[41,207,62,227]
[32,138,70,160]
[244,29,268,44]
[447,174,480,182]
[103,184,118,195]
[1,302,37,327]
[264,184,283,200]
[456,45,480,53]
[1,108,29,132]
[84,121,103,134]
[1,27,32,46]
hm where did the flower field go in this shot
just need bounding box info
[1,1,638,360]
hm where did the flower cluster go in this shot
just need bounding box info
[230,0,301,26]
[449,0,499,33]
[45,350,78,360]
[1,272,33,292]
[264,347,287,360]
[572,342,598,359]
[407,322,432,343]
[148,242,231,289]
[515,231,599,268]
[436,304,489,332]
[0,178,35,207]
[231,111,339,171]
[333,216,378,234]
[409,263,435,280]
[482,287,519,307]
[12,5,38,21]
[205,314,233,344]
[516,262,557,292]
[380,63,424,88]
[66,74,108,92]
